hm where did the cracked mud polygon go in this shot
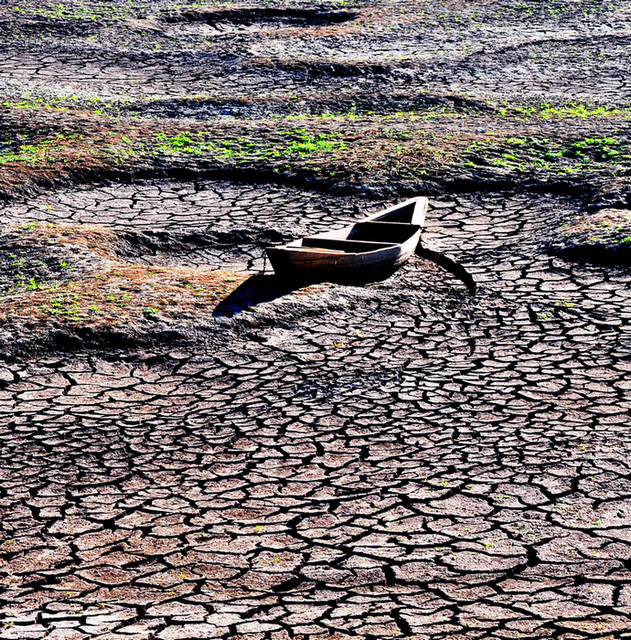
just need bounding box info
[1,2,631,639]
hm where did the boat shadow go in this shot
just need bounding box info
[212,274,304,317]
[213,267,400,317]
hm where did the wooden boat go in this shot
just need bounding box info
[265,196,428,279]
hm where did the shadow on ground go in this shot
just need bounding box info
[213,266,402,316]
[213,273,304,316]
[214,243,478,316]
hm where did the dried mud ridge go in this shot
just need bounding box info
[1,0,631,639]
[163,8,357,28]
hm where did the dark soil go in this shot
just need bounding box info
[1,2,631,640]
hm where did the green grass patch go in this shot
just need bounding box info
[2,92,107,114]
[499,101,631,120]
[154,128,347,162]
[462,134,631,175]
[0,134,83,166]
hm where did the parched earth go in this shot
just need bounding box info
[1,2,631,640]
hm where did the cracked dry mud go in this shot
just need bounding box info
[2,1,631,639]
[3,187,631,640]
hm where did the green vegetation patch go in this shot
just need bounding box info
[154,128,347,161]
[558,208,631,248]
[0,134,85,166]
[462,135,631,176]
[499,102,631,120]
[0,221,249,331]
[3,265,249,326]
[2,105,630,197]
[2,92,109,115]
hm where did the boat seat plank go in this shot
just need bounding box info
[301,238,398,252]
[284,247,346,254]
[367,197,428,225]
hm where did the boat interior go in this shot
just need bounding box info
[293,221,421,254]
[348,221,419,242]
[370,201,419,223]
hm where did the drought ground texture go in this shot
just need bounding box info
[1,1,631,639]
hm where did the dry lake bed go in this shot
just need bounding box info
[1,1,631,639]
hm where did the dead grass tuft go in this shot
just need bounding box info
[1,264,249,328]
[0,220,250,333]
[8,221,118,257]
[562,209,631,239]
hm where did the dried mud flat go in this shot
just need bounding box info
[1,2,631,640]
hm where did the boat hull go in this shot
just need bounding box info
[265,197,427,280]
[267,229,421,280]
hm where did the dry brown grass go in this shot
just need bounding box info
[2,96,625,203]
[1,264,249,328]
[8,221,119,257]
[0,220,250,332]
[563,208,631,237]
